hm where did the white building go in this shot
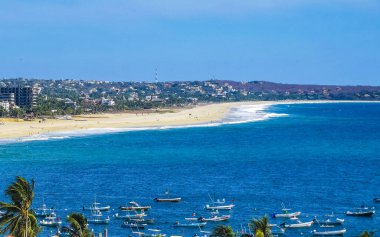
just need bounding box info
[0,101,10,111]
[101,97,115,106]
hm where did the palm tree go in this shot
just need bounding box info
[248,215,272,237]
[0,176,40,237]
[212,225,236,237]
[64,212,94,237]
[358,230,375,237]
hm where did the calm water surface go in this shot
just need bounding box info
[0,103,379,237]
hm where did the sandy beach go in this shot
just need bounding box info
[0,100,377,141]
[0,101,250,140]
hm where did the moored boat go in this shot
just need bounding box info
[114,212,146,219]
[33,202,54,218]
[373,198,380,203]
[143,229,167,237]
[345,207,375,217]
[313,215,344,225]
[272,208,301,218]
[87,209,110,224]
[154,191,181,202]
[198,215,230,222]
[154,197,181,202]
[205,204,235,210]
[174,221,207,228]
[280,220,313,228]
[121,221,148,229]
[119,201,151,211]
[39,212,62,227]
[312,228,346,236]
[83,201,110,212]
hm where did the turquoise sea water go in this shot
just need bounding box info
[0,103,379,237]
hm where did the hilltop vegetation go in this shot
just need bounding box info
[1,78,379,117]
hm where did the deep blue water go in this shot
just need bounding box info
[0,103,379,237]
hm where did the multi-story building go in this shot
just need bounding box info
[0,93,15,105]
[0,101,10,111]
[0,86,36,108]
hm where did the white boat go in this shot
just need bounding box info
[39,212,62,227]
[314,216,344,225]
[119,201,151,211]
[114,212,146,219]
[174,221,207,228]
[83,200,110,212]
[121,221,148,229]
[205,204,235,210]
[272,208,301,218]
[198,215,230,222]
[87,209,110,225]
[34,202,54,218]
[281,220,313,228]
[312,229,346,236]
[143,229,167,237]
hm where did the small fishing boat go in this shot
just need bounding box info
[39,212,62,227]
[174,221,207,228]
[154,197,181,202]
[345,207,375,217]
[205,204,235,210]
[83,200,111,212]
[119,201,151,211]
[272,208,301,218]
[143,229,167,237]
[312,228,346,236]
[198,215,231,222]
[208,193,227,204]
[133,218,155,224]
[154,191,181,202]
[114,212,146,219]
[373,198,380,203]
[87,209,110,224]
[121,221,148,229]
[34,202,54,218]
[280,220,313,228]
[313,215,344,225]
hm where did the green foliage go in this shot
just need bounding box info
[212,225,236,237]
[248,215,272,237]
[0,176,40,237]
[240,234,252,237]
[66,212,94,237]
[358,230,375,237]
[9,108,25,118]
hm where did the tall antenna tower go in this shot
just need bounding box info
[155,68,158,84]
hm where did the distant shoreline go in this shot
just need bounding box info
[0,100,379,142]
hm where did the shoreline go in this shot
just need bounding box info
[0,100,379,142]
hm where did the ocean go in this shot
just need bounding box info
[0,102,379,237]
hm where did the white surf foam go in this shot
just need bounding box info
[222,104,288,124]
[0,103,287,145]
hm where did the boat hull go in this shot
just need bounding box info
[154,198,181,202]
[313,229,346,236]
[119,206,151,211]
[345,211,375,217]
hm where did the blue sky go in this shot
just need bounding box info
[1,0,380,85]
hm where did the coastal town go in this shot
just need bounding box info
[1,78,380,118]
